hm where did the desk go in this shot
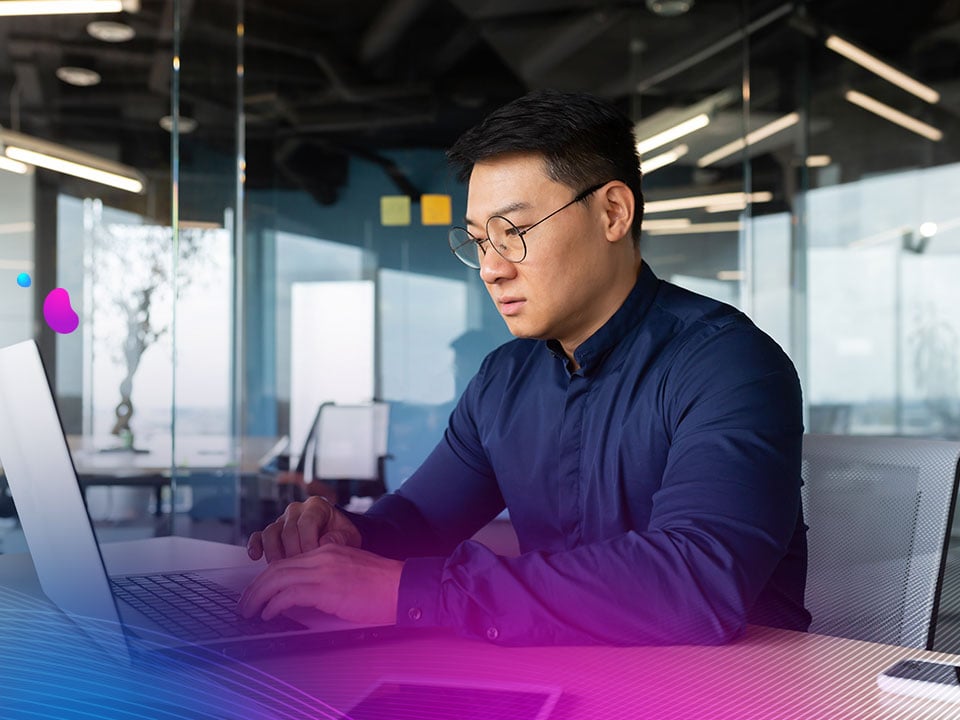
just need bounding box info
[65,435,282,525]
[3,536,960,719]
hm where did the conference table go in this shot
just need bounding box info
[2,536,960,719]
[63,434,285,535]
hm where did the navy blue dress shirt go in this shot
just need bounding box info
[352,261,810,646]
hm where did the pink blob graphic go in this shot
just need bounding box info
[43,288,80,334]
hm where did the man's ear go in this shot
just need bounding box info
[599,182,634,243]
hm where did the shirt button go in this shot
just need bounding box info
[408,607,422,622]
[486,626,499,641]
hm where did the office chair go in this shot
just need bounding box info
[296,401,391,506]
[801,434,960,649]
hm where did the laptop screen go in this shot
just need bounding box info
[0,339,130,661]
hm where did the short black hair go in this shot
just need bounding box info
[447,89,644,244]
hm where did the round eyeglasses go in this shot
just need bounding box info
[448,181,609,269]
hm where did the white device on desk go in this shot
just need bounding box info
[877,659,960,703]
[0,339,399,663]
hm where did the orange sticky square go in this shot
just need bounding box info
[421,194,453,225]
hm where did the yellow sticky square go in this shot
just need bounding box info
[381,195,411,226]
[421,194,453,225]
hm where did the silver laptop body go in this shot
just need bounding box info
[0,339,395,662]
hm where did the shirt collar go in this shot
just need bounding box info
[545,261,660,374]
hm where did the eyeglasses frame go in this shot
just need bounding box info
[449,180,610,268]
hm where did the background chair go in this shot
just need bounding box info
[297,401,391,506]
[802,434,960,649]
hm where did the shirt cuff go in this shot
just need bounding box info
[396,556,446,629]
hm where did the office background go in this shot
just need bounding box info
[1,0,960,639]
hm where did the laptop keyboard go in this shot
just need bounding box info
[111,572,306,642]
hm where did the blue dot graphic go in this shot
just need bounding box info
[16,272,31,288]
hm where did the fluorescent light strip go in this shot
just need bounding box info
[705,202,746,213]
[641,144,689,174]
[0,259,34,270]
[717,270,744,281]
[645,191,772,214]
[643,219,691,231]
[647,222,743,235]
[805,155,832,167]
[0,156,29,174]
[697,112,800,167]
[636,114,709,155]
[845,90,943,142]
[5,147,144,193]
[0,222,35,235]
[826,35,939,104]
[0,1,123,16]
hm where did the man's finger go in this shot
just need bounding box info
[261,523,286,563]
[247,531,264,560]
[261,583,329,620]
[279,516,305,559]
[239,563,322,618]
[318,530,349,547]
[298,503,330,553]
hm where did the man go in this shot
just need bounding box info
[239,89,810,646]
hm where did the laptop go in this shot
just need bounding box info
[0,339,398,663]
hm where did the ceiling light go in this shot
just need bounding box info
[7,147,143,193]
[56,66,102,87]
[805,155,832,167]
[647,221,743,235]
[637,114,709,155]
[646,0,694,17]
[645,191,772,214]
[643,219,692,231]
[0,0,138,16]
[159,115,198,134]
[705,202,747,213]
[87,20,136,43]
[0,223,34,235]
[1,128,145,193]
[826,35,939,104]
[845,90,943,142]
[918,222,938,238]
[697,112,800,167]
[0,156,30,175]
[641,144,688,174]
[717,270,744,281]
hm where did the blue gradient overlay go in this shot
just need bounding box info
[0,586,339,719]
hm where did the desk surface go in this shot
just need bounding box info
[3,536,960,720]
[67,434,284,476]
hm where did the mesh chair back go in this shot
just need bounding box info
[802,434,960,649]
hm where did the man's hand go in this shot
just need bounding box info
[247,496,362,563]
[237,544,403,626]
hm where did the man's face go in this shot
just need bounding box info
[465,153,625,353]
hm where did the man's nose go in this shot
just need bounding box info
[479,245,517,284]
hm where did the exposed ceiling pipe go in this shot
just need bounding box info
[359,0,434,65]
[521,7,628,80]
[600,2,794,96]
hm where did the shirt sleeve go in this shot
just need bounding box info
[393,322,805,646]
